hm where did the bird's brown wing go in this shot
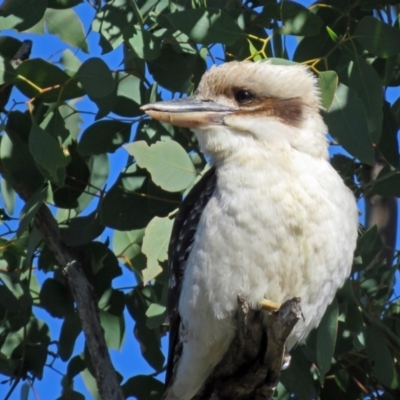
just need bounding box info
[165,166,217,386]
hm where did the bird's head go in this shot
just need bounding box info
[141,61,328,162]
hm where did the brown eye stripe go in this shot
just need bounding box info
[235,96,304,127]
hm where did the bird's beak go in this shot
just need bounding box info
[140,96,237,128]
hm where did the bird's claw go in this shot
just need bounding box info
[260,299,281,312]
[281,353,291,370]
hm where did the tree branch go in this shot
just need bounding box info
[361,152,397,267]
[194,297,302,400]
[0,41,124,400]
[33,204,125,400]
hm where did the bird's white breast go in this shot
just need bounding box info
[179,145,358,349]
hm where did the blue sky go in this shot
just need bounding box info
[0,0,399,399]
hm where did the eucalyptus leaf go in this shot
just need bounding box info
[163,8,242,45]
[125,140,196,192]
[44,8,88,53]
[338,56,383,142]
[29,122,69,185]
[316,298,338,381]
[0,0,47,31]
[76,58,114,99]
[279,1,323,36]
[366,324,398,389]
[318,71,337,110]
[355,16,400,58]
[58,314,82,361]
[15,59,84,102]
[123,24,160,60]
[17,186,47,237]
[78,120,131,156]
[323,83,374,165]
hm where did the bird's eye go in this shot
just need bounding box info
[234,89,254,105]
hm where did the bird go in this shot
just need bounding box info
[141,61,359,400]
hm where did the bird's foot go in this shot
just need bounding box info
[260,299,281,312]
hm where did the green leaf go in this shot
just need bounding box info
[279,1,323,36]
[99,310,125,350]
[78,120,131,156]
[44,8,88,53]
[75,153,109,212]
[67,355,86,380]
[15,59,84,102]
[60,49,82,76]
[323,83,374,165]
[338,56,383,142]
[89,241,122,283]
[113,229,144,264]
[145,303,166,330]
[318,71,337,110]
[148,46,205,93]
[1,317,50,377]
[0,270,24,299]
[29,122,70,184]
[122,375,164,400]
[141,216,173,283]
[98,288,125,315]
[17,186,47,237]
[316,298,338,381]
[326,26,339,42]
[100,170,150,230]
[52,143,90,208]
[1,176,15,215]
[0,55,14,85]
[127,291,165,371]
[76,58,114,98]
[2,112,45,193]
[60,212,104,246]
[163,8,242,45]
[280,346,317,399]
[40,278,74,318]
[125,140,196,192]
[48,0,83,8]
[355,16,400,58]
[40,108,71,146]
[92,0,135,53]
[0,0,47,31]
[142,217,172,263]
[123,24,160,60]
[147,179,181,217]
[293,29,340,71]
[370,166,400,197]
[377,101,399,167]
[57,390,85,400]
[58,313,82,361]
[0,35,25,59]
[112,72,143,117]
[366,324,398,389]
[81,368,101,400]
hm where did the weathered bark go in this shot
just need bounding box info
[361,153,397,267]
[194,297,302,400]
[33,205,125,400]
[0,42,124,400]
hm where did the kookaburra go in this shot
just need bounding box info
[141,61,358,400]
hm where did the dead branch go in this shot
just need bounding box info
[194,297,302,400]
